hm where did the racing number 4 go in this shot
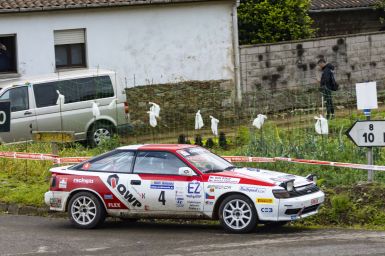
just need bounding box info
[158,191,166,205]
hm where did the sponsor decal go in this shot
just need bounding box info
[175,190,185,208]
[311,198,319,205]
[239,186,266,193]
[205,201,214,205]
[150,181,174,190]
[107,174,142,208]
[108,202,121,208]
[187,200,201,211]
[256,198,274,204]
[205,193,215,200]
[208,176,240,184]
[49,198,62,208]
[82,162,91,170]
[187,181,202,199]
[58,178,67,189]
[73,178,94,184]
[207,185,232,190]
[210,187,215,193]
[261,207,273,213]
[104,194,113,200]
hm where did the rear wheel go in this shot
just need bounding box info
[87,122,114,147]
[68,192,106,229]
[219,194,257,233]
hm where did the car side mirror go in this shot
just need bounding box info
[178,167,195,176]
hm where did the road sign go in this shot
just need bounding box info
[346,120,385,147]
[0,101,11,132]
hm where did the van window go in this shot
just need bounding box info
[33,75,114,108]
[0,86,29,112]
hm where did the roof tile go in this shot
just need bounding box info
[310,0,377,10]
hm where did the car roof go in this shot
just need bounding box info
[0,68,115,91]
[117,144,198,151]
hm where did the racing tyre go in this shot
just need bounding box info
[87,122,114,147]
[68,192,106,229]
[219,194,258,233]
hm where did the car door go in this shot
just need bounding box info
[82,150,144,214]
[132,151,204,215]
[0,85,37,143]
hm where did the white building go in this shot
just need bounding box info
[0,0,240,94]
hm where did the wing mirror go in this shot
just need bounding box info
[179,167,195,176]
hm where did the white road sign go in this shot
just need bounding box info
[347,121,385,147]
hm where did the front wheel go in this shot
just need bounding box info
[68,192,106,229]
[219,194,258,233]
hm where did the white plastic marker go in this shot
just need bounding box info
[314,115,328,135]
[147,110,157,127]
[56,90,65,105]
[92,101,100,118]
[252,114,267,129]
[195,110,204,130]
[149,102,160,118]
[108,99,117,110]
[210,116,219,136]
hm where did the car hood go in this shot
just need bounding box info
[211,167,312,187]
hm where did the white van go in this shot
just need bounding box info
[0,69,130,146]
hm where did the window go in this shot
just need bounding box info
[0,35,17,73]
[33,76,114,108]
[81,151,135,173]
[54,29,86,69]
[0,86,29,112]
[133,151,187,175]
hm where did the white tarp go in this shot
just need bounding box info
[210,116,219,136]
[252,114,267,129]
[195,110,204,130]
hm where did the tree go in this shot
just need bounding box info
[238,0,315,45]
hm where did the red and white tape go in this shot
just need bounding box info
[1,151,385,172]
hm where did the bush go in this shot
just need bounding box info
[205,138,215,148]
[219,132,228,149]
[235,126,250,146]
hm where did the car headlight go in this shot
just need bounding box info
[272,189,290,198]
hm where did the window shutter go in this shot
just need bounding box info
[54,29,85,45]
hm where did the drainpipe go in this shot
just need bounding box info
[232,0,242,105]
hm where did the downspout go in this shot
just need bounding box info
[232,0,242,105]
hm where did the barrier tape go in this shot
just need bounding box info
[1,151,385,172]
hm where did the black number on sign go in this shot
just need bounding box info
[158,191,166,205]
[363,133,375,143]
[369,124,374,131]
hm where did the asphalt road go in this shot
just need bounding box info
[1,215,385,256]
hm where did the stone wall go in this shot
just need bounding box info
[125,80,235,133]
[240,31,385,115]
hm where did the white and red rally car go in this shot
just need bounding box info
[45,144,324,233]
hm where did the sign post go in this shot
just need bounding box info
[348,82,378,182]
[0,101,11,133]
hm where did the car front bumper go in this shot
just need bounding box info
[277,190,325,221]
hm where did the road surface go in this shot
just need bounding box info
[1,215,385,256]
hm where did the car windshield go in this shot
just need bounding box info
[178,147,234,173]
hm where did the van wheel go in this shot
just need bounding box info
[88,122,114,147]
[68,192,106,229]
[218,194,258,233]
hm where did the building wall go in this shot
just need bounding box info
[310,9,385,37]
[0,1,235,87]
[240,32,385,114]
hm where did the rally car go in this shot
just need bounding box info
[45,144,324,233]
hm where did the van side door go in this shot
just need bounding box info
[0,85,37,143]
